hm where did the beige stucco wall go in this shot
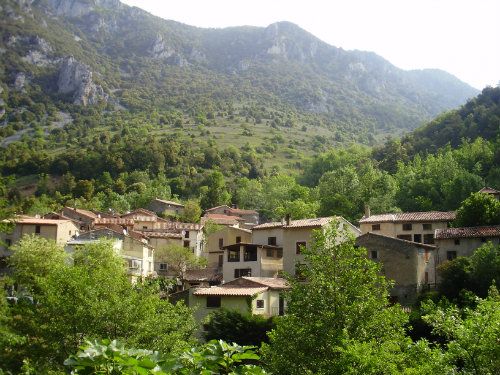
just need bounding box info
[190,292,252,323]
[205,227,251,267]
[435,238,500,265]
[360,221,449,242]
[222,246,282,282]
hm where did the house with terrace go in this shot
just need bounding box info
[204,226,252,271]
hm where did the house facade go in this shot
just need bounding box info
[203,205,259,228]
[252,216,361,275]
[204,226,252,269]
[1,216,80,262]
[359,208,455,245]
[147,198,185,216]
[434,226,500,264]
[183,277,289,323]
[356,232,437,305]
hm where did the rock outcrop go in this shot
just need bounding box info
[149,34,175,59]
[57,56,107,105]
[46,0,121,17]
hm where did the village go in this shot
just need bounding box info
[1,187,499,325]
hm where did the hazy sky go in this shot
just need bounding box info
[120,0,500,90]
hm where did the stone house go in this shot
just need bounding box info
[203,205,259,228]
[356,232,437,305]
[434,226,500,264]
[478,186,500,200]
[147,198,185,216]
[60,206,100,231]
[1,216,80,266]
[252,216,361,276]
[359,208,455,245]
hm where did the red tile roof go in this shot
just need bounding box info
[435,226,500,240]
[94,218,135,225]
[478,187,500,194]
[121,209,158,218]
[360,211,456,224]
[63,207,98,219]
[145,232,182,239]
[193,286,268,296]
[153,199,185,207]
[253,217,338,230]
[184,268,222,282]
[205,205,258,215]
[11,217,74,226]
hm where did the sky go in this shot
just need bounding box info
[120,0,500,90]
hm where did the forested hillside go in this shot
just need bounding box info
[0,0,496,224]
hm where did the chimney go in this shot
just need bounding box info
[285,214,291,226]
[365,205,371,218]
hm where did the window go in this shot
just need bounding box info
[371,224,381,231]
[206,296,221,308]
[183,240,190,248]
[219,238,223,249]
[276,249,283,258]
[423,223,432,230]
[218,255,223,267]
[481,237,486,243]
[69,230,72,236]
[236,236,241,243]
[184,231,189,238]
[447,251,457,261]
[35,225,41,234]
[228,250,240,262]
[370,250,378,259]
[425,271,429,284]
[423,234,434,244]
[234,268,252,278]
[256,299,264,309]
[244,246,257,261]
[454,239,460,245]
[296,241,306,254]
[413,234,422,243]
[143,226,148,230]
[397,234,412,241]
[159,263,168,270]
[266,248,274,257]
[268,237,276,246]
[402,223,412,231]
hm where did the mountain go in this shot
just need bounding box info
[0,0,481,181]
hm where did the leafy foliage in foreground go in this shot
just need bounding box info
[64,338,267,375]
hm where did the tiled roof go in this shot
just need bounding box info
[94,218,135,225]
[240,277,289,289]
[356,232,437,249]
[121,209,158,218]
[478,187,500,194]
[205,205,258,215]
[193,286,268,296]
[145,232,182,239]
[253,217,337,230]
[435,226,500,240]
[184,268,222,282]
[201,215,244,225]
[359,211,456,224]
[153,199,185,207]
[63,207,98,219]
[152,222,202,231]
[12,217,73,226]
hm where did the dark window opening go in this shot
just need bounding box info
[372,224,381,231]
[481,237,486,242]
[228,249,240,262]
[268,237,276,246]
[454,239,460,245]
[234,268,252,278]
[206,296,221,308]
[296,241,306,254]
[184,231,189,238]
[423,234,434,244]
[35,225,41,234]
[370,250,378,259]
[447,251,457,261]
[413,234,422,243]
[266,248,274,257]
[256,299,264,309]
[423,223,432,230]
[236,236,241,243]
[402,223,412,231]
[244,246,257,261]
[219,238,223,249]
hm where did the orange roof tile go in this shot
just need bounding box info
[360,211,456,224]
[435,226,500,240]
[253,217,338,230]
[193,286,268,296]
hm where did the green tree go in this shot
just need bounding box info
[5,237,197,372]
[454,192,500,227]
[199,171,231,210]
[73,179,95,200]
[262,221,410,375]
[181,200,202,223]
[423,288,500,375]
[203,308,276,346]
[155,244,207,287]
